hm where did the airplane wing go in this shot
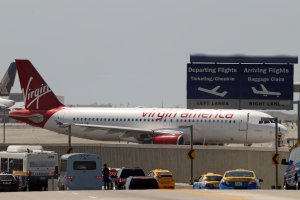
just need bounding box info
[74,123,154,134]
[73,123,185,144]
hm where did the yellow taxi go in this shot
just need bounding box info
[148,169,175,189]
[193,173,223,189]
[219,169,263,189]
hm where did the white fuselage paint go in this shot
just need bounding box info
[43,107,284,144]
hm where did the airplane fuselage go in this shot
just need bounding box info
[43,107,280,144]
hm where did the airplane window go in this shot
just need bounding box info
[192,119,195,123]
[147,119,150,122]
[152,119,154,122]
[156,119,159,121]
[115,118,118,121]
[170,119,173,122]
[213,120,215,123]
[229,120,231,123]
[140,119,142,121]
[85,118,87,121]
[73,118,75,121]
[196,119,199,123]
[180,119,183,122]
[144,119,146,121]
[124,119,126,121]
[100,118,102,121]
[188,119,191,122]
[200,119,203,123]
[132,118,134,121]
[224,120,227,123]
[217,120,219,123]
[136,119,138,121]
[104,118,106,121]
[208,120,211,123]
[112,119,114,121]
[88,118,91,121]
[108,118,110,121]
[164,119,167,122]
[176,119,179,122]
[128,118,130,121]
[233,120,236,123]
[120,119,122,121]
[184,119,187,122]
[204,119,207,123]
[96,118,98,121]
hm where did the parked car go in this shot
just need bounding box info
[282,141,300,189]
[124,176,159,190]
[148,169,175,189]
[0,174,19,192]
[114,167,145,189]
[219,169,262,189]
[193,173,223,189]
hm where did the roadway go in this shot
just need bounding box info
[0,190,299,200]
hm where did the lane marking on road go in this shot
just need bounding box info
[174,190,248,200]
[88,196,97,199]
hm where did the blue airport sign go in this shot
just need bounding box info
[187,63,294,110]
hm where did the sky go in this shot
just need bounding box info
[0,0,300,109]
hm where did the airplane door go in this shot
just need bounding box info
[239,113,249,131]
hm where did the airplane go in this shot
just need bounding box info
[198,86,228,97]
[0,62,16,109]
[251,84,281,97]
[9,60,288,145]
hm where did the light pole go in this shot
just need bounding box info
[57,122,72,149]
[1,108,9,144]
[261,117,279,189]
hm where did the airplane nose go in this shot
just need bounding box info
[278,124,288,135]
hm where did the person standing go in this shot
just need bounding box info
[102,163,110,190]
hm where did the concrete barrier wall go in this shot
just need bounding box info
[0,144,290,189]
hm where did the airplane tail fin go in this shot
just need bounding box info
[15,60,65,110]
[0,62,16,97]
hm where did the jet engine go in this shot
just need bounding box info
[152,134,185,145]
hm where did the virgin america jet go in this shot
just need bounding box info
[9,60,288,145]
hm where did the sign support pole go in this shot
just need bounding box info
[274,117,279,189]
[190,125,193,185]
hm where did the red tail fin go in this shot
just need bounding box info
[15,60,65,110]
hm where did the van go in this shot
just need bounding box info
[57,153,103,190]
[282,141,300,190]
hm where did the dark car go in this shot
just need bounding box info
[282,142,300,189]
[114,167,145,189]
[0,174,19,192]
[124,176,159,190]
